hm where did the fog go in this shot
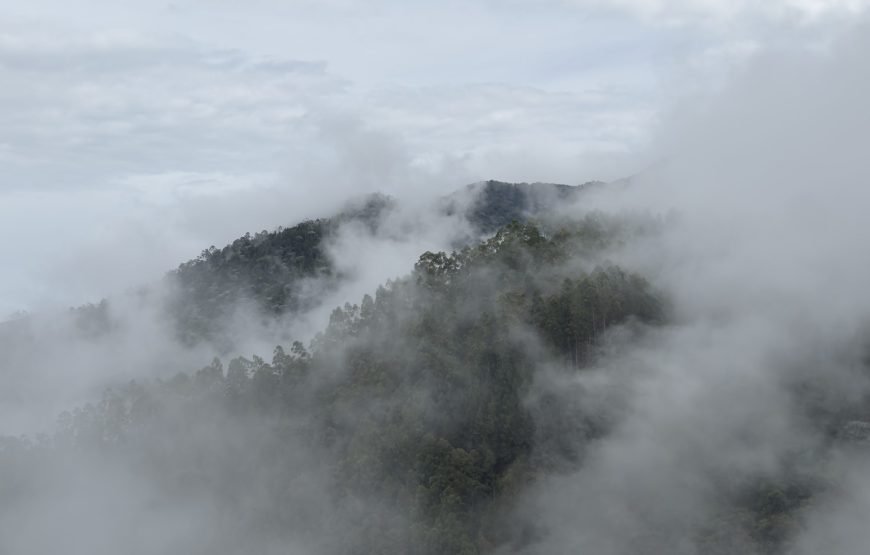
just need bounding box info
[507,20,870,554]
[0,186,477,437]
[3,4,870,555]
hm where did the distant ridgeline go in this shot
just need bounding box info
[448,179,605,235]
[59,180,602,347]
[167,180,608,345]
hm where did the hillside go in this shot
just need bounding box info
[165,180,602,345]
[453,179,603,234]
[2,216,665,554]
[54,181,599,347]
[3,182,866,554]
[4,209,862,554]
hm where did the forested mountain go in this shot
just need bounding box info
[55,181,594,347]
[1,216,663,553]
[3,181,869,554]
[164,193,396,345]
[4,204,862,555]
[166,181,595,345]
[452,179,604,234]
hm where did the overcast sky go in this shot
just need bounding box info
[0,0,867,314]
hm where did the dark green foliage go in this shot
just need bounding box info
[167,219,335,344]
[38,183,609,348]
[35,220,663,553]
[4,216,829,554]
[458,180,602,235]
[301,221,663,552]
[165,193,395,346]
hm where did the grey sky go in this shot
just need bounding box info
[0,0,867,313]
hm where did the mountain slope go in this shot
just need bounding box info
[0,181,598,349]
[150,180,603,346]
[1,209,864,554]
[448,179,603,234]
[24,217,663,554]
[165,193,396,344]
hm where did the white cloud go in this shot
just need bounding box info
[558,0,870,25]
[0,0,866,312]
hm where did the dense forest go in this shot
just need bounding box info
[1,180,869,555]
[164,193,396,345]
[4,198,865,554]
[167,181,600,346]
[53,182,592,349]
[0,214,655,548]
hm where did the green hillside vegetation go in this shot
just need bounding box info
[166,194,394,345]
[1,212,846,554]
[57,182,591,347]
[447,180,595,235]
[3,218,662,552]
